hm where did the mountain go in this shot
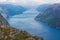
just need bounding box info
[36,4,50,12]
[35,3,60,28]
[0,4,27,18]
[0,14,43,40]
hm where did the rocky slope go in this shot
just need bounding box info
[0,13,43,40]
[35,3,60,28]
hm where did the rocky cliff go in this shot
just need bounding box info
[0,13,43,40]
[35,3,60,28]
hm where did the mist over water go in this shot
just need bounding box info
[9,9,60,40]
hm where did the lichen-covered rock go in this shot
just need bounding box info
[35,3,60,28]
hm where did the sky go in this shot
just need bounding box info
[0,0,60,7]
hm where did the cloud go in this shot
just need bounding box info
[0,0,60,7]
[0,0,16,3]
[0,0,7,2]
[8,9,40,29]
[12,9,39,18]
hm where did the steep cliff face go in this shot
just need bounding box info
[0,14,43,40]
[35,4,60,28]
[0,13,9,27]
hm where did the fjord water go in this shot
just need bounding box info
[9,9,60,40]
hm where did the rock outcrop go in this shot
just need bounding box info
[0,13,43,40]
[35,3,60,28]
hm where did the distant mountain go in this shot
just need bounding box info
[35,3,60,28]
[0,14,43,40]
[0,4,27,18]
[36,4,50,12]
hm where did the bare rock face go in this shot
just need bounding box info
[35,4,60,28]
[0,13,9,28]
[0,14,43,40]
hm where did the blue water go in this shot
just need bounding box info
[9,9,60,40]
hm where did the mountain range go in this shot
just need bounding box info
[35,3,60,28]
[36,4,50,12]
[0,4,27,19]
